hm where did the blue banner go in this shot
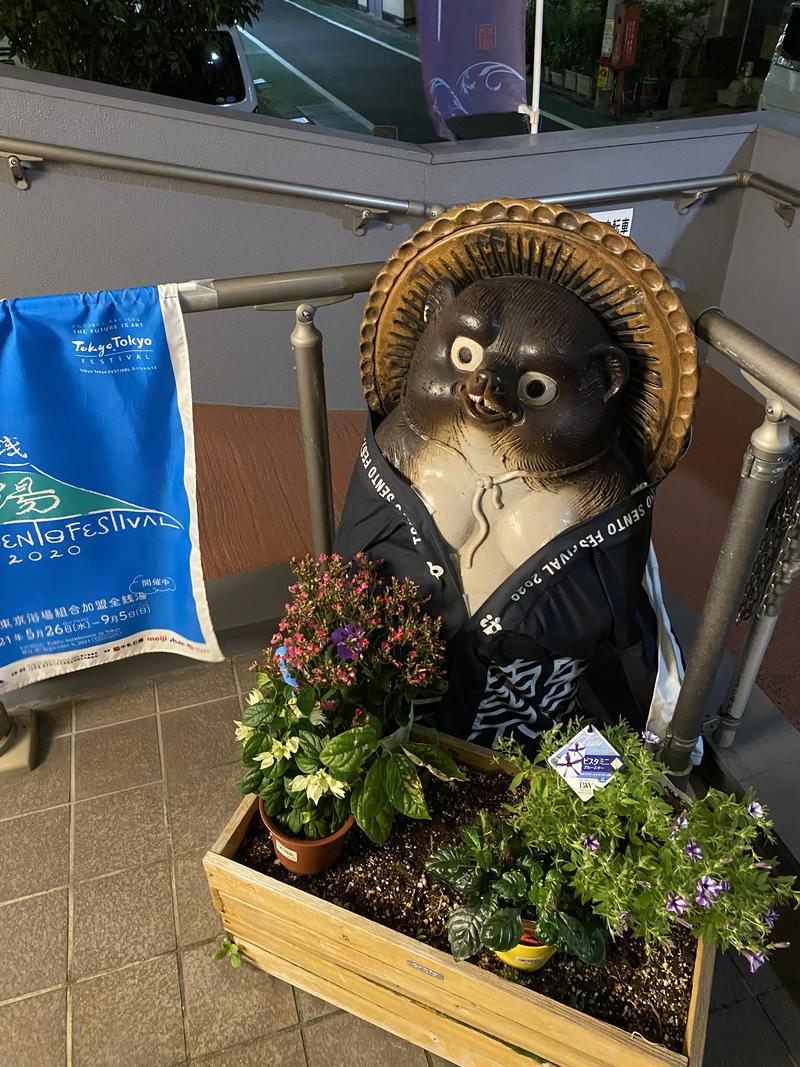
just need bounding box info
[0,284,221,693]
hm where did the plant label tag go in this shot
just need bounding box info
[547,725,625,802]
[274,839,298,862]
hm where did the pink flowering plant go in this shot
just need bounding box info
[235,554,463,845]
[492,722,799,971]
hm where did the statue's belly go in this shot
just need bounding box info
[412,470,579,614]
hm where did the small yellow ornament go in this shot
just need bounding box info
[494,921,556,972]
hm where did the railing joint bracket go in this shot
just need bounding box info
[675,188,715,215]
[3,153,41,191]
[773,201,795,228]
[346,205,392,237]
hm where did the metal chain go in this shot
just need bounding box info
[739,440,800,622]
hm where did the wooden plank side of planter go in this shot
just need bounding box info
[205,848,687,1067]
[215,889,598,1067]
[683,939,715,1067]
[232,919,554,1066]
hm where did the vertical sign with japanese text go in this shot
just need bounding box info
[0,285,221,693]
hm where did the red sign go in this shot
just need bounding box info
[612,3,640,70]
[475,23,497,50]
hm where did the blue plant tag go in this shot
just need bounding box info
[547,725,626,802]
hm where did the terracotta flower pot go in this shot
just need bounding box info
[258,798,355,875]
[493,920,556,972]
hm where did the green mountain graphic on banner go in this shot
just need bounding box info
[0,466,178,525]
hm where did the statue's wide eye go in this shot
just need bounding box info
[450,336,484,372]
[518,371,558,406]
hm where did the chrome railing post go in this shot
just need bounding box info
[716,456,800,747]
[661,404,794,775]
[291,304,335,557]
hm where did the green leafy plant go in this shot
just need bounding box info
[497,722,799,972]
[236,554,464,845]
[636,0,712,83]
[427,810,605,964]
[0,0,260,92]
[212,937,241,968]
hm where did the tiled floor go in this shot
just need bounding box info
[1,653,799,1066]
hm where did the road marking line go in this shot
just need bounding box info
[539,109,581,130]
[281,0,420,62]
[237,25,375,131]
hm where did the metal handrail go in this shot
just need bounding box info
[3,134,800,226]
[0,135,445,221]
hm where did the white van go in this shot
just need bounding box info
[760,3,800,116]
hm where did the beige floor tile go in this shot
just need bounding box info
[296,988,339,1022]
[159,697,240,782]
[72,954,184,1067]
[74,682,156,731]
[0,988,67,1067]
[166,762,242,854]
[72,863,175,979]
[193,1029,306,1066]
[74,716,160,801]
[156,661,237,711]
[0,807,70,902]
[181,942,297,1059]
[303,1013,428,1067]
[0,730,70,820]
[173,849,223,946]
[0,888,68,1000]
[73,782,168,881]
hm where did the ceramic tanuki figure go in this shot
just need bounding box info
[335,199,698,752]
[375,275,638,613]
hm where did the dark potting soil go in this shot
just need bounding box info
[236,766,695,1052]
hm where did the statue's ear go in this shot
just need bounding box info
[588,343,629,404]
[423,278,456,324]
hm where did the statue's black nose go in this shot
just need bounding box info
[467,369,509,404]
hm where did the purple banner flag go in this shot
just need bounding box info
[417,0,527,140]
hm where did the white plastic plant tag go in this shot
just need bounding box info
[274,840,298,862]
[547,724,626,802]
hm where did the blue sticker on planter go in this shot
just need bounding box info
[548,725,626,802]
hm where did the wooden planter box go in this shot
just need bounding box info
[564,69,578,92]
[204,737,714,1067]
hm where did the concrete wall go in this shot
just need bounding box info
[720,123,800,366]
[0,65,776,414]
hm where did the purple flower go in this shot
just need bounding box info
[636,880,652,889]
[696,875,722,908]
[331,622,368,661]
[641,729,661,746]
[773,941,790,949]
[747,800,765,820]
[582,834,600,853]
[755,862,773,871]
[673,916,694,930]
[274,645,298,688]
[669,812,689,840]
[618,911,630,933]
[740,949,766,973]
[764,908,778,929]
[666,891,689,916]
[556,741,586,778]
[720,881,731,892]
[684,840,703,863]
